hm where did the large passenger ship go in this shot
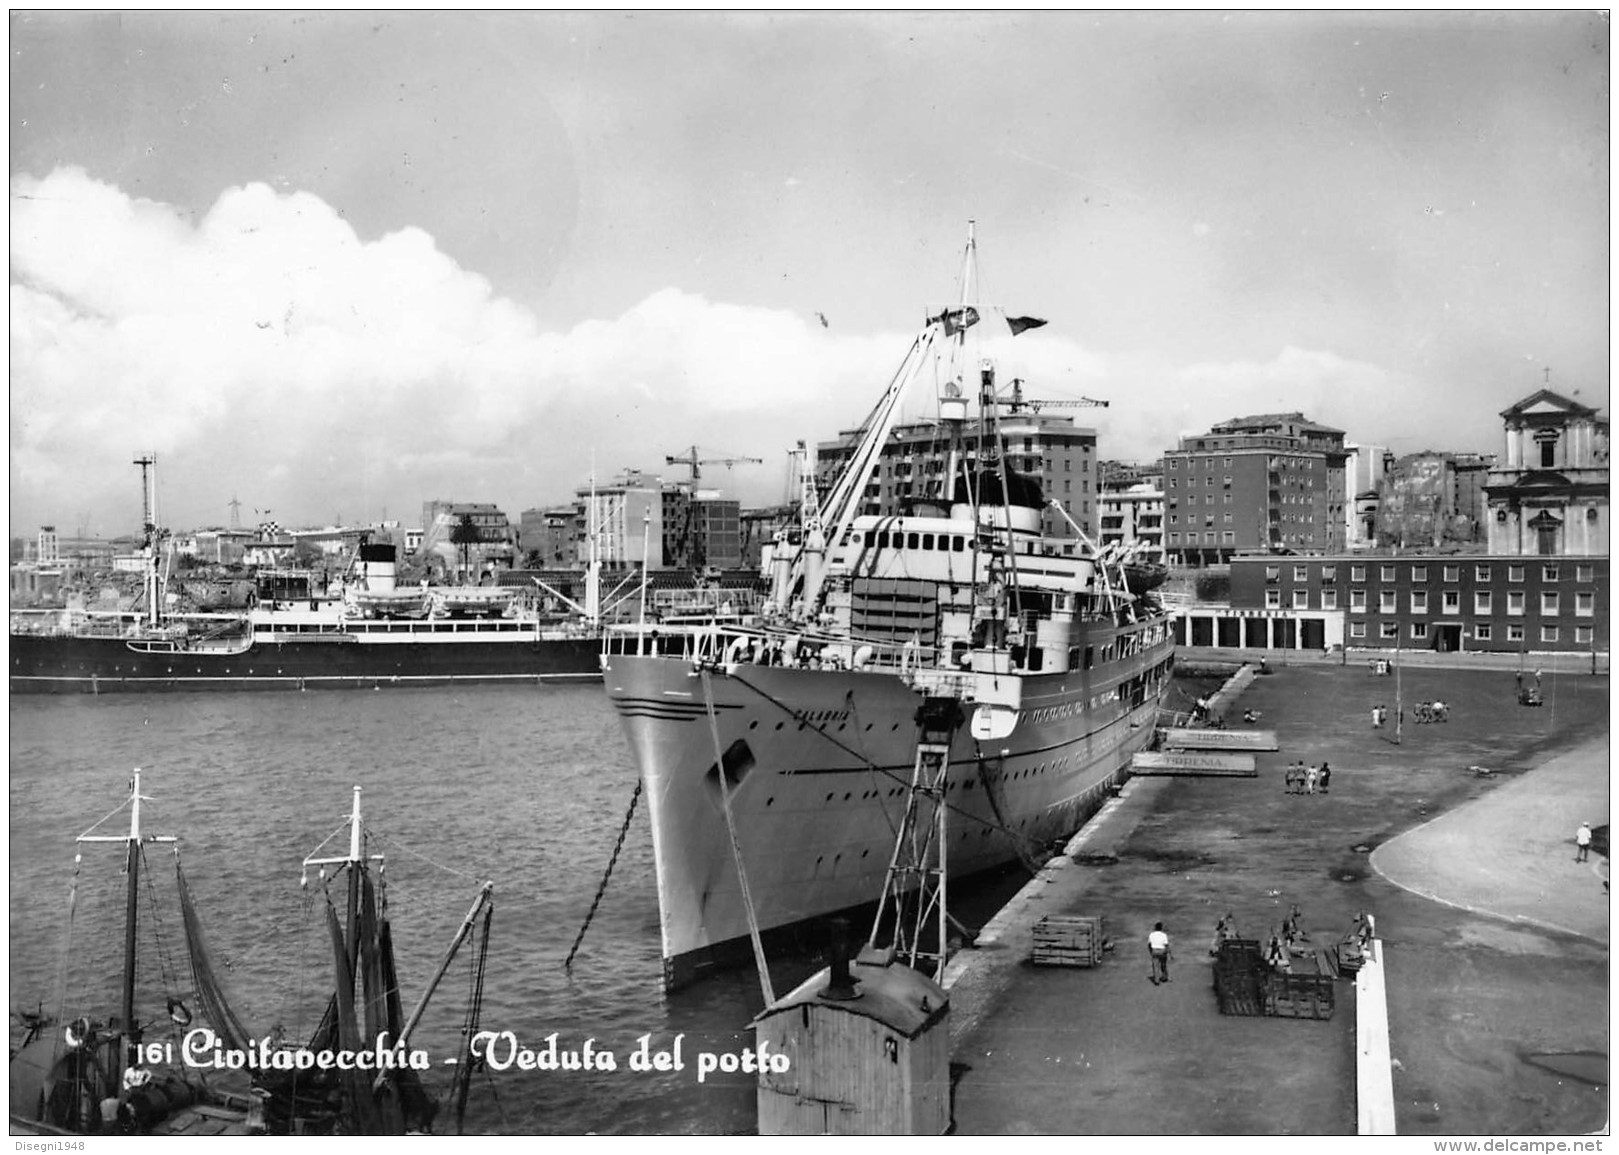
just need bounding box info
[9,462,607,693]
[604,228,1176,990]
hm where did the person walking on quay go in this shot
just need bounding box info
[1305,764,1319,794]
[1371,704,1381,729]
[1576,821,1593,863]
[1318,762,1331,794]
[1148,922,1171,984]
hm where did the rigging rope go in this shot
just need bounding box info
[452,903,494,1134]
[562,779,643,971]
[139,845,186,1020]
[367,827,486,886]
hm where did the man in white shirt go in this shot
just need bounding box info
[1575,822,1593,863]
[1147,922,1171,984]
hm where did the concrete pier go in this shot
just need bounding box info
[944,660,1608,1136]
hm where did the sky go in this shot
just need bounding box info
[9,10,1610,539]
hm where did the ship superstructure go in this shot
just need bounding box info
[604,227,1176,989]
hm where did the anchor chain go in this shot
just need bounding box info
[563,779,643,971]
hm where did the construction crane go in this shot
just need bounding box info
[1001,378,1110,414]
[664,445,764,483]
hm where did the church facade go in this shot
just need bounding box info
[1485,389,1609,556]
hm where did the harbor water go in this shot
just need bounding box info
[8,684,1035,1135]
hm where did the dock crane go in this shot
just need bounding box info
[664,445,764,483]
[1000,378,1110,414]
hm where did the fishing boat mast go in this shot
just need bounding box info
[77,768,177,1069]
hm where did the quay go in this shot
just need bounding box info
[942,659,1609,1136]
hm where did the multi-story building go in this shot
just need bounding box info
[1376,452,1491,549]
[661,489,742,572]
[576,475,664,569]
[418,501,519,577]
[520,506,583,569]
[740,504,797,569]
[1485,389,1609,556]
[1098,484,1165,564]
[816,413,1100,547]
[1163,412,1349,566]
[1225,553,1608,656]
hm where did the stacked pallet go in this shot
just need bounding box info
[1212,938,1337,1020]
[1212,939,1264,1016]
[1031,915,1103,967]
[1265,972,1335,1019]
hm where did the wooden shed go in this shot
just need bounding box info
[753,951,950,1135]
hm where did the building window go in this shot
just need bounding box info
[1576,591,1594,617]
[1293,565,1308,582]
[1443,564,1460,582]
[1265,565,1280,581]
[1576,563,1594,582]
[1169,458,1179,469]
[1507,591,1525,616]
[1322,589,1338,610]
[1380,622,1399,639]
[1442,589,1460,614]
[1543,564,1559,583]
[1379,590,1397,613]
[1411,622,1428,640]
[1293,589,1309,609]
[1410,591,1428,613]
[1475,623,1492,641]
[1508,564,1525,582]
[1576,625,1593,644]
[1224,493,1233,504]
[1507,624,1524,642]
[1476,565,1491,583]
[1541,625,1559,643]
[1541,592,1560,616]
[1411,565,1427,583]
[1349,621,1366,639]
[1474,591,1492,614]
[1321,565,1336,582]
[1222,531,1235,542]
[1350,588,1367,611]
[1266,589,1281,609]
[1351,565,1366,582]
[1381,565,1396,582]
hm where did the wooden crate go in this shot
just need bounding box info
[1263,972,1335,1020]
[1031,915,1103,967]
[1214,966,1264,1016]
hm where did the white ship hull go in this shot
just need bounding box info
[605,618,1174,990]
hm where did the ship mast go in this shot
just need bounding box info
[78,769,177,1070]
[134,454,163,628]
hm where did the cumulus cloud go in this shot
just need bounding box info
[7,168,927,529]
[10,167,1414,535]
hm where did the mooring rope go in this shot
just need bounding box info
[562,779,643,971]
[701,668,776,1007]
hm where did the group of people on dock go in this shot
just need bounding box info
[1284,760,1330,794]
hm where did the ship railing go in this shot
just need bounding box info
[606,619,969,680]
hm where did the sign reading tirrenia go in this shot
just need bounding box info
[1160,729,1279,751]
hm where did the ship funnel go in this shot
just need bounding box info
[357,542,398,592]
[820,919,861,1001]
